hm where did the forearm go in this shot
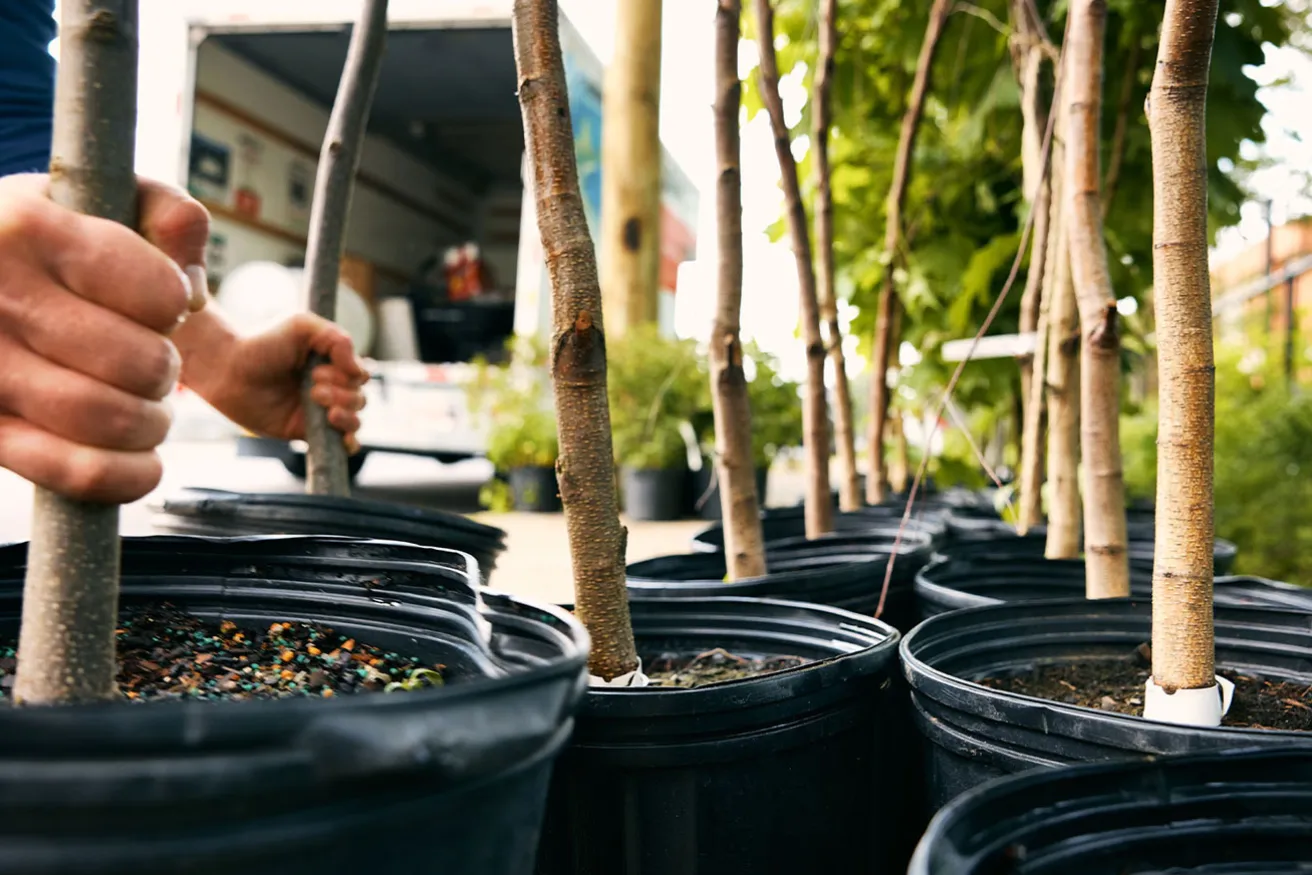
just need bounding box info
[172,303,241,405]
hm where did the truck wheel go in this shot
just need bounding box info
[280,450,369,483]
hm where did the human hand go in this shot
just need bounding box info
[193,313,369,453]
[0,173,198,504]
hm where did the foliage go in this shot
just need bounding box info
[607,324,707,470]
[1121,327,1312,584]
[742,0,1303,437]
[467,336,558,510]
[743,342,805,467]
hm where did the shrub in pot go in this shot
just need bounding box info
[0,535,589,874]
[910,747,1312,874]
[900,597,1312,812]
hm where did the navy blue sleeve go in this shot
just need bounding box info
[0,0,57,178]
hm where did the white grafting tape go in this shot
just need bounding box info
[1143,675,1236,727]
[588,657,650,688]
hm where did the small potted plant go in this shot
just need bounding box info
[607,324,706,521]
[468,337,561,513]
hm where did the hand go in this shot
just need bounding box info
[196,314,369,453]
[0,173,195,503]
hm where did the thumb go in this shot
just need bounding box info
[137,177,211,312]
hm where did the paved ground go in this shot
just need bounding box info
[0,438,801,606]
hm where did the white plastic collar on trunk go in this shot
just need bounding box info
[1143,675,1235,727]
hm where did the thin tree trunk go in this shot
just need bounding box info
[711,0,766,580]
[1148,0,1220,694]
[812,0,860,513]
[14,0,139,706]
[598,0,663,336]
[867,0,954,505]
[1019,278,1050,535]
[302,0,388,498]
[753,0,832,538]
[512,0,638,681]
[1101,36,1139,220]
[1066,0,1129,598]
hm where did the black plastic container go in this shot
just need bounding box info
[628,528,936,634]
[689,505,947,553]
[687,464,769,520]
[900,597,1312,811]
[154,488,508,582]
[929,529,1240,574]
[914,555,1312,618]
[0,535,587,875]
[536,596,913,875]
[621,467,686,522]
[910,747,1312,874]
[509,466,561,513]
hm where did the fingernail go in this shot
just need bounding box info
[186,266,209,313]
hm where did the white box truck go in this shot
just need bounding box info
[135,0,699,481]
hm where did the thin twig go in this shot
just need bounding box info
[954,2,1009,35]
[875,25,1068,620]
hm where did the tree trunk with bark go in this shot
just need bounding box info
[753,0,832,538]
[14,0,139,706]
[867,0,954,505]
[710,0,767,580]
[302,0,389,498]
[1066,0,1129,598]
[812,0,860,513]
[1148,0,1221,694]
[598,0,663,336]
[511,0,639,681]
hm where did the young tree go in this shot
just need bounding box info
[14,0,140,706]
[1045,194,1083,557]
[812,0,861,513]
[598,0,663,336]
[866,0,953,505]
[1066,0,1129,598]
[752,0,832,538]
[1145,0,1222,722]
[710,0,767,579]
[302,0,389,498]
[512,0,639,681]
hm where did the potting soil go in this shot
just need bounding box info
[645,646,809,688]
[0,603,444,703]
[978,647,1311,731]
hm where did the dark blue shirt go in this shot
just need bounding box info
[0,0,56,177]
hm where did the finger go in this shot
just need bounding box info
[136,178,211,312]
[344,434,362,456]
[22,200,191,333]
[310,363,369,389]
[299,316,368,383]
[327,407,362,437]
[0,415,163,504]
[0,345,174,452]
[309,383,366,414]
[14,280,181,400]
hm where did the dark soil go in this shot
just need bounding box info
[0,602,444,704]
[646,646,809,688]
[978,645,1311,731]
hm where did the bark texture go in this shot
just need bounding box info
[812,0,860,513]
[512,0,639,680]
[867,0,953,505]
[14,0,139,706]
[598,0,663,335]
[753,0,832,537]
[1148,0,1220,692]
[710,0,767,580]
[1044,187,1083,557]
[302,0,388,497]
[1066,0,1129,598]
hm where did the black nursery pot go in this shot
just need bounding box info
[155,488,508,582]
[621,467,686,522]
[535,596,914,875]
[910,747,1312,874]
[930,528,1240,575]
[687,464,769,520]
[628,528,936,634]
[689,504,948,553]
[509,466,561,513]
[914,555,1312,619]
[0,535,588,875]
[900,597,1312,812]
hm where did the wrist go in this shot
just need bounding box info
[173,305,242,406]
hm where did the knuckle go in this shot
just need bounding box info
[142,338,182,398]
[0,192,51,249]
